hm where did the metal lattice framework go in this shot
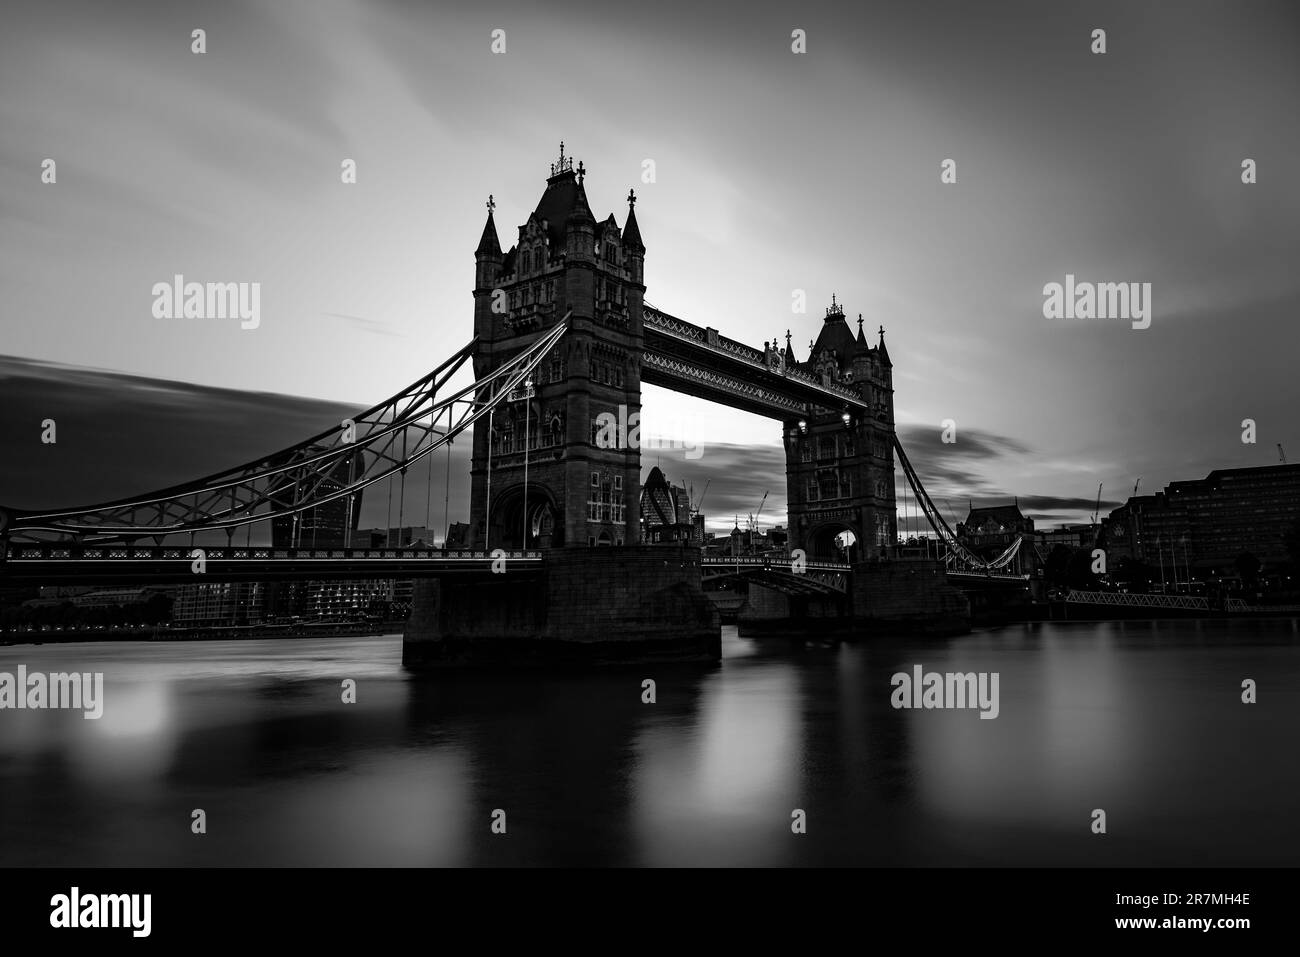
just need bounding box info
[644,305,867,409]
[641,351,809,416]
[2,314,572,544]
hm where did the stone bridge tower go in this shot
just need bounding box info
[468,145,646,549]
[782,296,897,561]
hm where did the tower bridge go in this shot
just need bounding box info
[0,146,1027,665]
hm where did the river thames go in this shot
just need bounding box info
[1,619,1297,867]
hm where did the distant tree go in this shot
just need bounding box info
[142,593,172,625]
[1235,550,1262,586]
[1114,556,1153,591]
[1044,544,1073,588]
[1065,548,1101,590]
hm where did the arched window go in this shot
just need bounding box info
[523,250,531,273]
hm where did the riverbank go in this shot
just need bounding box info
[0,620,407,646]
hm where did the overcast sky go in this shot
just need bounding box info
[2,0,1298,533]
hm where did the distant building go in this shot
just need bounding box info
[1103,463,1300,580]
[957,501,1035,560]
[445,522,471,549]
[352,526,437,548]
[640,466,700,544]
[1033,524,1097,551]
[172,582,266,625]
[263,579,404,620]
[270,457,362,548]
[70,587,170,609]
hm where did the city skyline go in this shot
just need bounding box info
[3,0,1299,531]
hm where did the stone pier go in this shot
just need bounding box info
[736,583,849,635]
[402,544,721,668]
[850,558,970,636]
[731,558,970,637]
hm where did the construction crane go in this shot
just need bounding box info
[1091,483,1103,525]
[1133,477,1141,498]
[689,480,710,518]
[748,490,769,533]
[1279,444,1287,464]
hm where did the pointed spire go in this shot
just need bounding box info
[855,313,867,350]
[877,324,892,366]
[476,195,502,257]
[622,188,644,251]
[568,177,596,229]
[784,328,798,365]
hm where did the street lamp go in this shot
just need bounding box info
[841,411,851,428]
[522,377,532,550]
[484,405,494,553]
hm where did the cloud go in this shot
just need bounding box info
[0,355,364,511]
[895,423,1033,460]
[323,312,402,337]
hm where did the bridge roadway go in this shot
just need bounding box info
[0,543,545,585]
[1,543,1030,595]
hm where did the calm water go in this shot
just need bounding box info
[1,620,1298,867]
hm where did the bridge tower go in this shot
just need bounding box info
[469,145,646,549]
[782,298,897,561]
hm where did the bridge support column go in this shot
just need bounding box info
[850,559,970,636]
[402,545,720,668]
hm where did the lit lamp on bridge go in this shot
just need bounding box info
[841,411,851,428]
[797,419,807,434]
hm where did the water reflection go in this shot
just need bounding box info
[0,619,1297,866]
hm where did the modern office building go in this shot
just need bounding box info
[1103,463,1300,580]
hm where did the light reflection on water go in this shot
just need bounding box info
[0,619,1297,866]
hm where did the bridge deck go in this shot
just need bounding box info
[1,545,544,584]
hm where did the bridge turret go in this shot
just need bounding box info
[469,145,645,551]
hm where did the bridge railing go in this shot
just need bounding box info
[3,544,544,562]
[699,555,851,572]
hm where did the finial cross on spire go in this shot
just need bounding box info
[858,313,864,332]
[577,160,585,183]
[550,142,574,176]
[878,325,885,338]
[486,194,495,213]
[627,188,636,207]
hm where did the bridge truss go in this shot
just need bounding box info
[0,315,571,545]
